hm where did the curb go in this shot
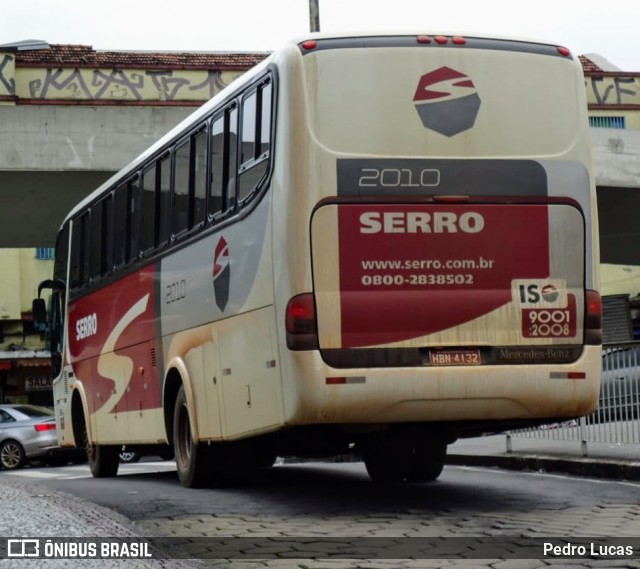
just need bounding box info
[446,453,640,480]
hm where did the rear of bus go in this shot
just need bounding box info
[275,34,601,454]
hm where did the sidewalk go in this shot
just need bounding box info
[0,477,196,568]
[447,433,640,479]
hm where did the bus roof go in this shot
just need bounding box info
[62,30,576,224]
[290,30,570,49]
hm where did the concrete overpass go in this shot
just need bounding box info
[0,43,266,247]
[1,44,640,260]
[0,105,194,246]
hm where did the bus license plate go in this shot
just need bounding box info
[429,349,481,366]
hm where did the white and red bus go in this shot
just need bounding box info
[36,32,602,487]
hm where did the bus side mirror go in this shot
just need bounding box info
[32,298,47,328]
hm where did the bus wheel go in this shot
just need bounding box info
[88,444,120,478]
[174,386,211,488]
[363,445,412,483]
[406,444,446,482]
[256,453,278,468]
[79,417,119,477]
[158,449,175,461]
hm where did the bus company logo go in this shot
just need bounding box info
[413,67,481,137]
[213,236,230,311]
[541,284,559,302]
[76,312,98,341]
[517,281,565,306]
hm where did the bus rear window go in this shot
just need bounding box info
[304,48,581,157]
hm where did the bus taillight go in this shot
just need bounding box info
[286,293,319,350]
[585,290,602,345]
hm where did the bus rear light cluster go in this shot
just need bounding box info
[285,293,319,350]
[557,46,571,57]
[585,290,602,345]
[419,36,466,45]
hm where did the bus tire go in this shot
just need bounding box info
[174,386,212,488]
[158,449,175,461]
[88,444,120,477]
[406,444,446,482]
[363,446,412,483]
[256,453,278,468]
[79,415,119,478]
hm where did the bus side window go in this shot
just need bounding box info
[193,127,207,229]
[240,91,257,167]
[226,106,238,211]
[158,153,172,247]
[259,81,272,156]
[52,221,69,333]
[238,91,257,202]
[61,213,84,293]
[102,194,114,276]
[113,184,128,268]
[69,219,81,291]
[210,115,224,217]
[80,212,90,288]
[128,175,141,261]
[238,79,271,203]
[173,141,190,238]
[140,165,156,255]
[89,203,102,282]
[53,222,70,285]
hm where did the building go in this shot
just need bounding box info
[0,248,54,404]
[580,55,640,341]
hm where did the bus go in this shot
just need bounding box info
[35,32,602,488]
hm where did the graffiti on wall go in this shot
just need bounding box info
[21,68,242,101]
[0,54,16,96]
[585,76,640,106]
[0,60,244,102]
[3,53,639,107]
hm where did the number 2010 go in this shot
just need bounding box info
[358,168,440,188]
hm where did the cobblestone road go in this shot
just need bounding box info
[132,464,640,569]
[4,462,640,569]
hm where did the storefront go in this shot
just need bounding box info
[0,352,53,407]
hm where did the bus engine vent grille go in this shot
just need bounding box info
[150,347,157,368]
[62,370,70,396]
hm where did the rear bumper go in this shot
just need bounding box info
[281,345,602,425]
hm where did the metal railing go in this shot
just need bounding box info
[508,342,640,455]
